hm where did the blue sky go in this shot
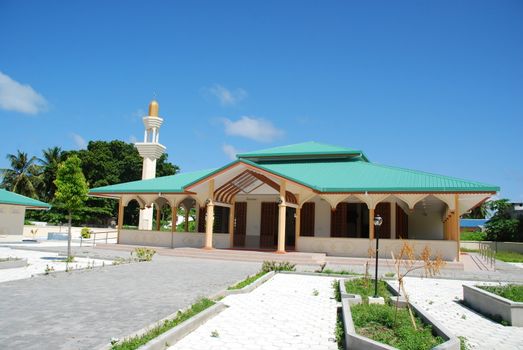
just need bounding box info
[1,0,522,200]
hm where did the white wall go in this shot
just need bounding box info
[119,229,230,249]
[312,197,331,237]
[408,210,444,240]
[299,236,458,261]
[0,204,26,235]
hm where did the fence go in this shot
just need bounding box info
[478,242,496,268]
[79,230,118,247]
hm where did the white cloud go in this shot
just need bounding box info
[0,71,48,114]
[222,116,284,142]
[71,133,87,149]
[208,84,247,106]
[222,144,239,160]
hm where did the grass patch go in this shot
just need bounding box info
[322,269,361,276]
[344,278,390,300]
[478,284,523,302]
[351,303,443,350]
[460,231,486,241]
[111,298,215,350]
[460,248,479,253]
[495,250,523,263]
[228,271,267,290]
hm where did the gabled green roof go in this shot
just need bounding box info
[0,189,51,209]
[237,142,369,161]
[88,142,499,195]
[242,158,499,193]
[89,168,216,194]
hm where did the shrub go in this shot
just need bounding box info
[261,260,296,272]
[81,227,91,239]
[460,230,486,241]
[479,284,523,302]
[132,247,156,262]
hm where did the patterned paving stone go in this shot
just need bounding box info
[169,274,339,350]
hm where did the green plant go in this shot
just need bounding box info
[81,227,91,239]
[485,199,521,242]
[44,264,55,275]
[228,271,266,290]
[54,155,88,260]
[351,303,444,350]
[344,278,390,301]
[478,284,523,302]
[210,330,219,338]
[261,260,295,272]
[460,231,487,241]
[384,272,395,278]
[335,312,345,350]
[332,280,341,302]
[132,247,156,262]
[64,256,75,263]
[322,269,361,276]
[458,336,470,350]
[494,250,523,263]
[111,298,214,350]
[312,288,319,296]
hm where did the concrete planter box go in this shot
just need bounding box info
[463,284,523,326]
[339,279,459,350]
[0,258,27,269]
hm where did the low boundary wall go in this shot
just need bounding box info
[119,230,230,249]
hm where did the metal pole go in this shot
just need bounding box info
[105,232,108,244]
[374,225,380,298]
[93,232,96,247]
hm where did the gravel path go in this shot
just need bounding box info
[169,274,339,350]
[0,253,259,350]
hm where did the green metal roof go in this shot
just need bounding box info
[88,142,499,195]
[0,189,51,209]
[237,142,368,161]
[89,168,216,194]
[243,158,499,193]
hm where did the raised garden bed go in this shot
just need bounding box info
[339,278,459,350]
[0,257,27,269]
[463,284,523,326]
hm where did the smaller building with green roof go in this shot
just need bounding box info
[0,189,50,235]
[90,142,498,261]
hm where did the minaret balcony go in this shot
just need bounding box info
[135,142,166,160]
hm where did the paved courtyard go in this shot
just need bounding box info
[170,274,338,350]
[390,277,523,350]
[0,252,259,350]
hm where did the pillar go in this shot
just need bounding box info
[276,180,287,254]
[171,205,176,248]
[455,194,460,261]
[369,208,375,240]
[204,180,215,250]
[117,198,124,244]
[229,201,235,248]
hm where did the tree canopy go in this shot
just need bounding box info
[1,140,179,226]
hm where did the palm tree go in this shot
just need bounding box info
[1,150,42,198]
[39,147,65,201]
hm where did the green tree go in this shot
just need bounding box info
[485,199,520,242]
[0,150,42,198]
[39,147,66,201]
[54,155,89,258]
[462,202,488,219]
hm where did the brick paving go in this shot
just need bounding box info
[169,274,339,350]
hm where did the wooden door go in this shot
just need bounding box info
[396,204,409,239]
[260,202,278,248]
[300,202,315,237]
[198,207,206,233]
[375,203,391,238]
[331,203,349,237]
[233,202,247,247]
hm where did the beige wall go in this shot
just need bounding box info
[119,229,230,249]
[298,236,458,261]
[0,204,25,235]
[408,210,444,240]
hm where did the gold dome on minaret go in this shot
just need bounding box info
[148,99,159,117]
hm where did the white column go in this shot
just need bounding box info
[204,180,215,249]
[276,180,287,254]
[390,202,397,239]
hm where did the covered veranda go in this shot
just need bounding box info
[90,161,493,262]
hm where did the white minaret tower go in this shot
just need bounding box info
[135,99,166,230]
